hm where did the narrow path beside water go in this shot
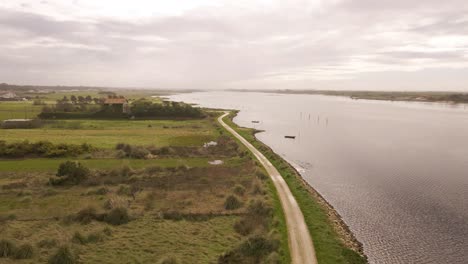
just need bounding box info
[218,112,317,264]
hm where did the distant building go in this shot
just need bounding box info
[0,91,17,99]
[1,119,37,129]
[103,98,130,113]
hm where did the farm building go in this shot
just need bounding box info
[103,98,130,113]
[1,119,40,129]
[0,91,18,100]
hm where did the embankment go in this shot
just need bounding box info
[224,111,367,264]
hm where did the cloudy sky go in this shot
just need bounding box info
[1,0,468,90]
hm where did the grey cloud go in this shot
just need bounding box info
[0,1,468,90]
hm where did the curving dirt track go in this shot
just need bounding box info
[218,112,317,264]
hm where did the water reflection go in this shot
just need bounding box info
[169,92,468,264]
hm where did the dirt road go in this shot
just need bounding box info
[218,112,317,264]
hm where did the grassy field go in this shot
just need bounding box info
[0,96,287,263]
[223,112,367,264]
[0,101,43,121]
[0,119,218,148]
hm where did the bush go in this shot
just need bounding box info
[48,246,77,264]
[251,181,265,195]
[86,232,104,243]
[102,227,112,236]
[233,184,246,196]
[264,252,281,264]
[0,140,93,158]
[14,243,34,259]
[115,143,127,150]
[247,199,272,217]
[0,214,16,222]
[218,235,279,263]
[74,206,98,224]
[87,187,109,195]
[51,161,89,186]
[37,239,57,249]
[233,218,253,236]
[255,171,268,180]
[129,147,150,159]
[115,149,127,158]
[117,185,131,196]
[224,195,242,210]
[0,239,16,258]
[103,207,129,225]
[237,235,278,257]
[120,165,133,177]
[72,231,87,244]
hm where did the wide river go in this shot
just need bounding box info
[169,91,468,264]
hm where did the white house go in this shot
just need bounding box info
[0,91,17,99]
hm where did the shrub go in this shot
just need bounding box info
[37,239,57,249]
[115,143,127,150]
[120,165,133,177]
[0,140,93,158]
[158,146,171,155]
[117,185,131,196]
[72,231,87,244]
[87,187,109,195]
[0,214,16,222]
[86,232,104,243]
[224,195,242,210]
[14,243,34,259]
[247,199,272,217]
[74,206,98,224]
[233,218,253,236]
[103,207,129,225]
[237,235,278,257]
[103,196,127,210]
[251,181,265,195]
[115,149,127,158]
[129,147,150,159]
[51,161,89,186]
[0,239,16,258]
[264,252,281,264]
[233,184,246,196]
[102,227,112,236]
[48,246,77,264]
[255,171,268,180]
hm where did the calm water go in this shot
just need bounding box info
[169,91,468,264]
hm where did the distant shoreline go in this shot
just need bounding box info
[228,89,468,104]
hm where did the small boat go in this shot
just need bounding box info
[251,120,260,123]
[284,135,296,139]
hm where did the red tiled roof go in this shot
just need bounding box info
[104,98,127,104]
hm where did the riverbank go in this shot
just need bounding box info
[223,111,367,264]
[230,89,468,104]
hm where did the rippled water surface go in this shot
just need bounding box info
[169,91,468,264]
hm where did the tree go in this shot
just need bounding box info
[70,95,77,104]
[86,95,92,103]
[78,96,85,104]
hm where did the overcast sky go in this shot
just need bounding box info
[1,0,468,90]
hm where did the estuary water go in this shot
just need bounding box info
[168,91,468,264]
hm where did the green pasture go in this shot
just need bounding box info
[0,119,218,148]
[0,101,43,121]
